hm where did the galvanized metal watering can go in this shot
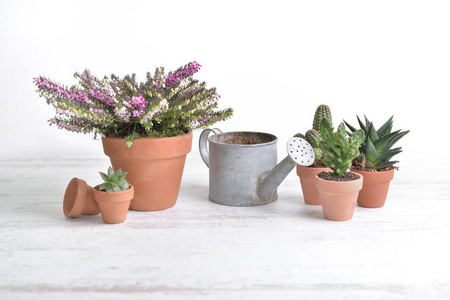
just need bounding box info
[199,128,315,206]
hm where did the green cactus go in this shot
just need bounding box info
[293,133,306,139]
[344,115,409,170]
[319,119,365,177]
[312,104,332,132]
[294,105,333,166]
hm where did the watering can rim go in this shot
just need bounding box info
[207,130,278,148]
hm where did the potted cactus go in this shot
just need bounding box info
[93,167,134,224]
[34,62,233,211]
[344,115,409,208]
[315,119,365,221]
[294,104,332,205]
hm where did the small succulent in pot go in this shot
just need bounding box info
[318,118,365,179]
[344,115,409,171]
[294,104,333,166]
[98,167,130,192]
[93,166,134,224]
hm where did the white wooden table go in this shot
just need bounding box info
[1,154,449,300]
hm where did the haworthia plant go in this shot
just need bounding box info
[344,115,409,170]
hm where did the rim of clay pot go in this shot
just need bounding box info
[315,171,363,192]
[351,168,394,183]
[63,178,88,218]
[102,130,193,160]
[93,185,135,203]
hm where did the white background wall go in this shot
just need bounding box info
[1,0,449,163]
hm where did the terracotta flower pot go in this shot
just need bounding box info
[351,168,395,208]
[63,178,100,218]
[93,185,134,224]
[315,172,363,221]
[102,130,193,211]
[297,165,331,205]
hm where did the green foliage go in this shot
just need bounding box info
[319,119,365,177]
[98,167,130,193]
[294,104,333,166]
[344,115,409,170]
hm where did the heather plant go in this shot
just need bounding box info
[34,62,233,146]
[344,115,409,170]
[319,119,365,177]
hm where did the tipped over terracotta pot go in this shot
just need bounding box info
[63,178,100,218]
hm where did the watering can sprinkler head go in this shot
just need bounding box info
[257,137,315,202]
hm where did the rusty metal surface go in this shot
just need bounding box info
[211,132,276,145]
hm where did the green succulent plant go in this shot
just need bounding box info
[344,115,409,170]
[98,167,130,193]
[294,104,332,165]
[319,119,365,177]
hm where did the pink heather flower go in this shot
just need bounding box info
[165,61,201,88]
[34,77,70,99]
[70,90,89,104]
[130,95,147,110]
[89,90,115,107]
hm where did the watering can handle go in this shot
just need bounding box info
[199,128,223,168]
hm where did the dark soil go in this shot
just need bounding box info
[351,164,397,172]
[312,159,326,167]
[317,171,360,182]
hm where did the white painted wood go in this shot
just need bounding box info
[1,154,449,299]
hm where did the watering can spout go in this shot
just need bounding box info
[257,137,316,203]
[257,156,297,202]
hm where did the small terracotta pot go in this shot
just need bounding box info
[93,186,134,224]
[102,131,192,211]
[297,165,331,205]
[315,172,363,221]
[351,168,394,208]
[63,178,100,218]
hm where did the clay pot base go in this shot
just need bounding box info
[297,166,331,205]
[352,168,395,208]
[316,172,363,221]
[63,178,100,218]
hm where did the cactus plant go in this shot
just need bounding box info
[294,104,333,165]
[319,119,365,177]
[312,104,332,132]
[98,167,130,193]
[344,115,409,170]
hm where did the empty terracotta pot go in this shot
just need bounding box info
[102,131,192,211]
[315,172,363,221]
[351,168,394,208]
[63,178,100,218]
[297,165,331,205]
[93,185,134,224]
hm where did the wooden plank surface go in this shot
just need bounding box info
[1,154,449,299]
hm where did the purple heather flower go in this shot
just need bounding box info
[89,90,115,107]
[34,77,70,99]
[130,95,147,110]
[164,61,201,88]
